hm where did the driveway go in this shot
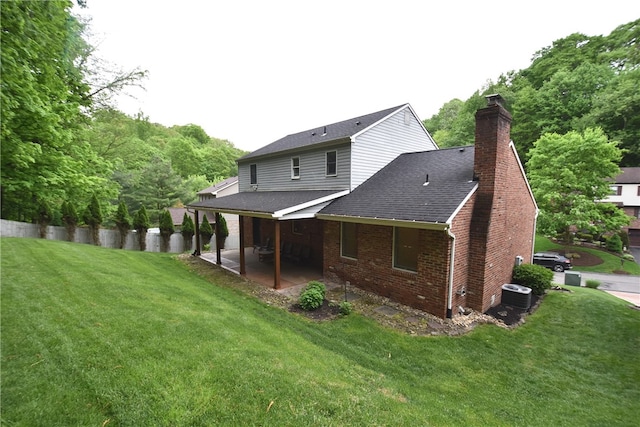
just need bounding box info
[553,270,640,305]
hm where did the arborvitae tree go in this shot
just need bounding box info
[216,214,229,248]
[159,210,175,252]
[114,201,132,249]
[181,213,195,252]
[83,194,103,246]
[36,199,53,239]
[218,214,229,238]
[61,201,79,242]
[133,206,150,251]
[199,214,213,248]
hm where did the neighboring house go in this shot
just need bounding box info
[197,176,240,248]
[604,168,640,246]
[189,97,537,318]
[167,207,194,230]
[197,176,239,201]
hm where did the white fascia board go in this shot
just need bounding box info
[272,190,350,219]
[445,184,478,225]
[349,104,409,142]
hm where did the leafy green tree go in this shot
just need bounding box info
[36,199,53,239]
[114,201,132,249]
[133,206,150,251]
[130,156,189,224]
[181,213,195,252]
[199,214,213,248]
[83,194,103,246]
[61,201,79,242]
[526,128,629,243]
[159,210,175,252]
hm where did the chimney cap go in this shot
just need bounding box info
[485,94,505,107]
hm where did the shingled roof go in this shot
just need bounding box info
[614,167,640,184]
[318,146,478,224]
[238,104,408,161]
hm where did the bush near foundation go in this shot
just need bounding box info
[299,281,326,311]
[512,264,553,295]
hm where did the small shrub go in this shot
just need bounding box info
[339,301,353,315]
[299,281,326,311]
[606,234,623,253]
[585,279,600,289]
[623,253,635,262]
[512,264,553,296]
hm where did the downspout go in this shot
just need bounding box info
[446,227,456,319]
[531,208,539,263]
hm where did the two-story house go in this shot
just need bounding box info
[189,97,537,318]
[605,168,640,247]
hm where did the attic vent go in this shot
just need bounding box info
[355,120,361,126]
[322,126,327,136]
[459,147,465,152]
[423,173,429,186]
[311,132,316,136]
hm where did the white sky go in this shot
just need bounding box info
[76,0,639,152]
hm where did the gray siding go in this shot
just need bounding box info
[351,106,436,190]
[238,142,351,192]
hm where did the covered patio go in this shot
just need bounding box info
[199,246,324,296]
[189,189,347,291]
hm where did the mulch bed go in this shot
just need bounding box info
[485,294,541,326]
[288,300,341,320]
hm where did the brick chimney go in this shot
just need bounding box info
[467,94,513,312]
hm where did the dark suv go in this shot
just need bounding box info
[533,252,572,272]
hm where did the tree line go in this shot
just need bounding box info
[424,19,639,242]
[1,2,636,245]
[1,0,246,230]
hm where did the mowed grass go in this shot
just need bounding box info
[2,238,639,426]
[534,235,640,275]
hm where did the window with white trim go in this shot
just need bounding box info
[250,164,257,185]
[393,227,418,272]
[326,150,337,176]
[291,157,300,179]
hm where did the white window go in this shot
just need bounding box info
[250,164,257,185]
[291,157,300,179]
[326,150,337,176]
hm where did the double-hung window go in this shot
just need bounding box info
[326,150,337,176]
[341,222,357,259]
[393,227,418,272]
[250,164,257,185]
[291,157,300,179]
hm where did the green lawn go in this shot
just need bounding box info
[535,235,640,275]
[2,238,639,426]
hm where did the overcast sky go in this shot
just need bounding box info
[76,1,639,152]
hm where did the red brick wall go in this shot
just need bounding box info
[467,102,537,313]
[323,222,452,318]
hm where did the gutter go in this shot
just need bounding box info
[446,227,456,319]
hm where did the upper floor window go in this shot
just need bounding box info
[393,227,418,272]
[326,150,337,176]
[341,222,358,259]
[250,164,257,185]
[610,185,622,196]
[291,157,300,179]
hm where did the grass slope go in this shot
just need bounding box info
[2,238,639,426]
